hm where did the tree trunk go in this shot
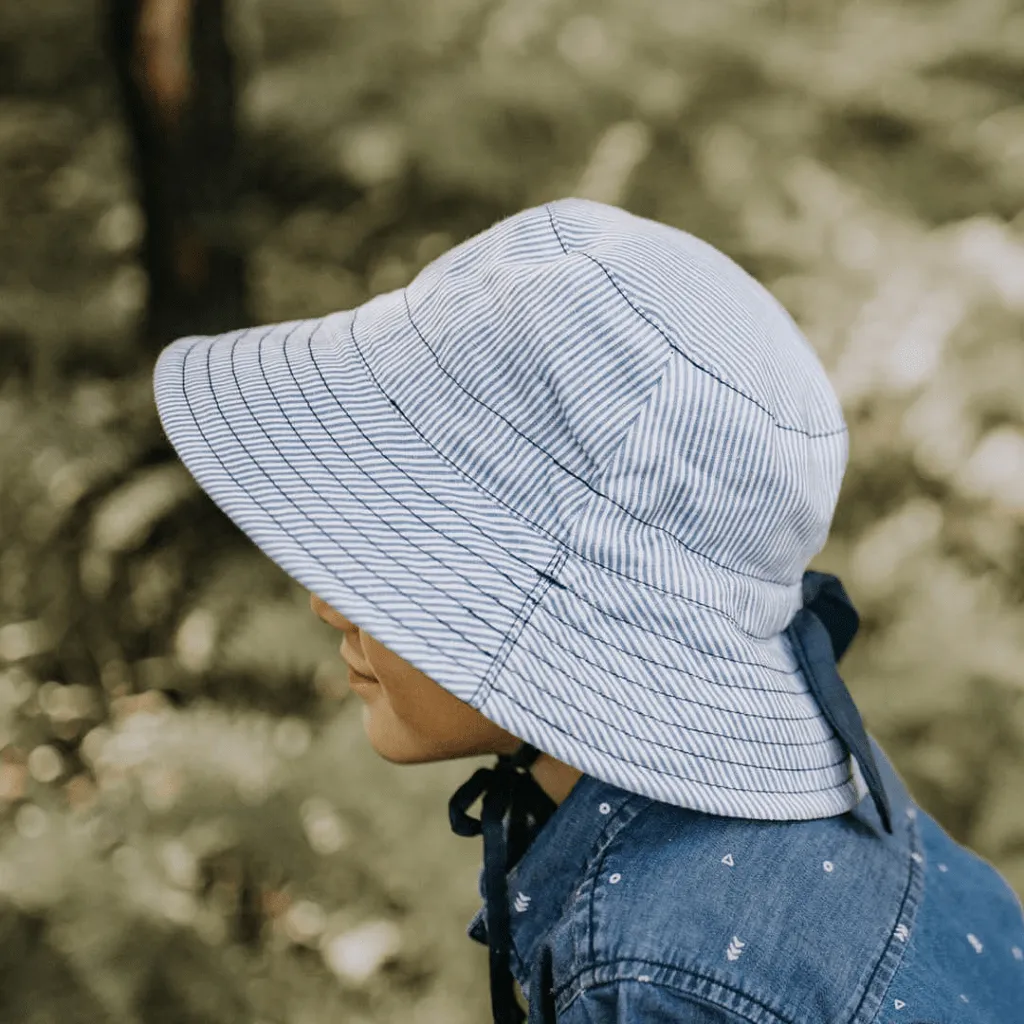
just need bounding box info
[106,0,249,353]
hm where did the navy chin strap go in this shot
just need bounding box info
[449,570,892,1024]
[448,741,556,1024]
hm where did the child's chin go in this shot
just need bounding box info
[360,706,503,764]
[362,710,441,764]
[368,735,485,766]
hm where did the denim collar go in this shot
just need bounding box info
[466,772,646,976]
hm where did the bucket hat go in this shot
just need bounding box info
[154,198,893,1022]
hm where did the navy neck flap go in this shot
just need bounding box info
[787,571,893,835]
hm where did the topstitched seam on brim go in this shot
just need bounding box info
[175,331,505,672]
[471,546,570,705]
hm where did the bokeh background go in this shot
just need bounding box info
[1,0,1023,1021]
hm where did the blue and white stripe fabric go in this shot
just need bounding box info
[154,198,869,822]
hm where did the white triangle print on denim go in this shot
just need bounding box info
[154,197,864,822]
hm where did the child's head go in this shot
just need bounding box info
[155,198,852,820]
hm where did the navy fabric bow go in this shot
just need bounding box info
[449,570,892,1024]
[449,742,556,1024]
[786,570,893,835]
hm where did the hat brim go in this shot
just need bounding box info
[154,290,863,821]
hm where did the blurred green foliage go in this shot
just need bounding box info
[0,0,1023,1021]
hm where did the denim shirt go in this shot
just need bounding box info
[467,739,1024,1023]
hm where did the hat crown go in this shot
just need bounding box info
[366,198,846,590]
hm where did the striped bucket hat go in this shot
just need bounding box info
[154,197,884,825]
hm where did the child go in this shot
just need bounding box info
[154,199,1024,1023]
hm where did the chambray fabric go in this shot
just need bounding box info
[153,197,871,823]
[467,739,1024,1023]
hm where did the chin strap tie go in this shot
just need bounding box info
[448,742,556,1024]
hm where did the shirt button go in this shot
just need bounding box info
[609,873,622,884]
[599,802,611,815]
